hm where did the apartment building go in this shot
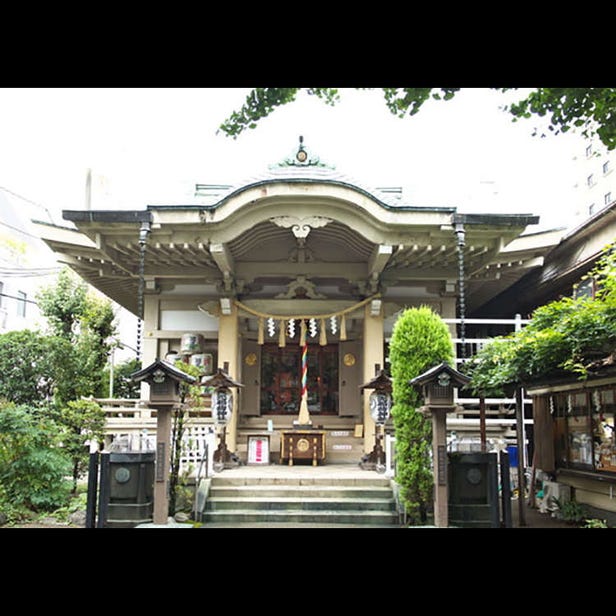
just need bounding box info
[0,188,59,333]
[571,137,616,228]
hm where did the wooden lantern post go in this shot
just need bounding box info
[201,363,244,470]
[359,364,392,472]
[131,359,196,525]
[409,363,471,528]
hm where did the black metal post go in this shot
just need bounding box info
[479,396,486,452]
[500,450,512,528]
[515,386,526,527]
[97,452,110,528]
[85,451,99,529]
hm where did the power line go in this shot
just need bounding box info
[0,219,49,241]
[0,185,55,224]
[0,267,60,277]
[0,292,38,305]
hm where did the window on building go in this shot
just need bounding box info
[574,277,595,299]
[595,388,616,472]
[605,192,612,205]
[16,291,26,317]
[259,343,338,414]
[587,174,594,187]
[603,160,610,174]
[586,145,593,158]
[0,281,3,308]
[589,203,596,216]
[552,392,593,469]
[550,386,616,473]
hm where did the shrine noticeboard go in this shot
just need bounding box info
[247,435,270,465]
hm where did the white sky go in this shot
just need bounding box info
[0,87,589,231]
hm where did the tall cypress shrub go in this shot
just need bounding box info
[389,306,454,524]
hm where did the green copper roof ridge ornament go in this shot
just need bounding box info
[271,135,335,169]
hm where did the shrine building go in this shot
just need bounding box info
[34,139,554,463]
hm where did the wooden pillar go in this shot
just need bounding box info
[362,302,384,454]
[152,404,173,525]
[218,303,240,452]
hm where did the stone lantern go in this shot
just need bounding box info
[131,358,196,525]
[409,362,470,527]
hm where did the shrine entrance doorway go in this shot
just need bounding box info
[240,336,363,422]
[259,343,338,416]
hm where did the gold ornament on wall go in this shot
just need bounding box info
[343,353,356,367]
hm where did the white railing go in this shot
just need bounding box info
[442,315,529,367]
[98,398,216,477]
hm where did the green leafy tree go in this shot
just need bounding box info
[0,330,63,405]
[103,357,143,399]
[0,402,72,517]
[36,267,117,404]
[36,267,88,340]
[466,241,616,395]
[389,306,455,524]
[56,399,106,493]
[218,87,616,151]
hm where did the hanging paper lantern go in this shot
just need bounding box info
[370,390,392,425]
[212,387,233,424]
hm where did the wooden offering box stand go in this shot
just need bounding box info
[280,429,326,466]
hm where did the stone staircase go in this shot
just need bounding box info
[197,472,401,527]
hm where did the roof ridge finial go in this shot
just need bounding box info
[271,136,333,169]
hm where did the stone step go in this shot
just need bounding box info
[201,509,400,526]
[207,496,396,512]
[209,485,393,499]
[199,471,400,527]
[209,474,391,487]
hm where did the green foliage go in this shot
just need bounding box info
[54,399,106,493]
[583,517,609,528]
[388,306,454,524]
[35,266,118,404]
[218,87,616,152]
[0,330,62,405]
[0,403,72,517]
[502,87,616,151]
[36,267,88,339]
[103,357,142,399]
[381,87,460,117]
[50,491,88,523]
[219,88,340,138]
[467,241,616,395]
[168,360,204,516]
[550,497,588,524]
